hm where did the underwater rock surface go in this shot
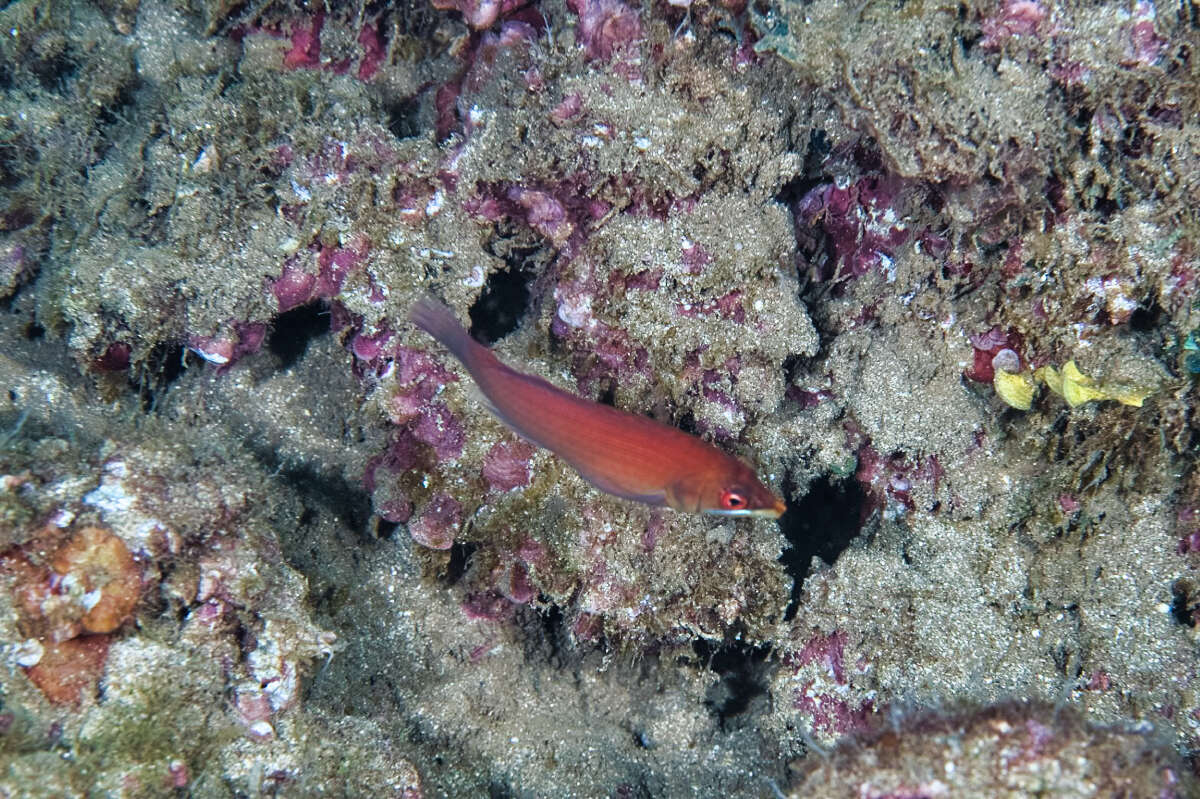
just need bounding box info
[0,0,1198,794]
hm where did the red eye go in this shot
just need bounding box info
[720,490,747,510]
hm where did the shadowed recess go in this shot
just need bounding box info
[694,639,772,731]
[488,781,515,799]
[269,302,329,369]
[468,265,535,345]
[778,473,866,621]
[1128,301,1163,333]
[135,340,186,412]
[444,541,477,585]
[270,459,371,541]
[386,96,421,140]
[1169,580,1197,627]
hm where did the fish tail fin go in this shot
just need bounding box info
[408,296,483,366]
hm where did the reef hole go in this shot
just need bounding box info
[778,473,867,621]
[694,638,772,731]
[135,340,186,412]
[443,541,477,585]
[1169,579,1197,627]
[1127,300,1163,333]
[374,517,399,540]
[468,264,535,345]
[268,301,329,369]
[386,96,421,140]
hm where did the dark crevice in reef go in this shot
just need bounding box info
[268,301,330,369]
[1170,580,1197,627]
[374,517,399,540]
[468,262,536,345]
[386,95,422,140]
[774,173,825,211]
[773,129,831,211]
[536,604,567,666]
[443,541,477,585]
[1128,300,1164,334]
[135,340,186,413]
[694,638,772,731]
[516,602,578,669]
[488,781,516,799]
[778,473,867,621]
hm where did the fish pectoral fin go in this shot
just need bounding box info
[575,467,668,507]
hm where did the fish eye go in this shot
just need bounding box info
[720,490,747,510]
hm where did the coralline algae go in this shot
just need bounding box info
[0,0,1198,794]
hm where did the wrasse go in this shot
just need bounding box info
[409,298,786,519]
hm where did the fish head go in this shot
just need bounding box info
[679,459,787,519]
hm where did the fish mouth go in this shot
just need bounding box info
[706,501,787,520]
[760,498,788,519]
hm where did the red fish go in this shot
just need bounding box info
[409,298,786,518]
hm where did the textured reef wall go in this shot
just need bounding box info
[0,0,1198,794]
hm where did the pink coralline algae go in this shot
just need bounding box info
[612,268,663,293]
[461,21,539,97]
[1058,493,1081,514]
[790,702,1195,796]
[1124,1,1168,67]
[791,629,849,683]
[431,0,529,30]
[365,345,469,516]
[435,17,542,140]
[495,558,537,604]
[275,12,388,80]
[680,241,713,274]
[482,440,535,492]
[1177,509,1200,555]
[388,346,458,424]
[784,630,876,737]
[408,493,464,550]
[549,271,655,395]
[567,323,651,397]
[282,13,323,70]
[378,498,414,525]
[850,427,943,518]
[979,0,1048,50]
[270,263,317,312]
[795,178,911,282]
[0,241,31,296]
[269,241,368,312]
[314,243,366,298]
[1086,670,1112,692]
[435,83,462,142]
[363,433,421,495]
[550,92,584,126]
[461,590,514,622]
[964,326,1025,383]
[356,24,385,81]
[413,403,466,461]
[350,326,394,363]
[94,341,132,372]
[188,322,268,370]
[566,0,643,62]
[507,187,574,247]
[466,178,607,256]
[167,760,190,789]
